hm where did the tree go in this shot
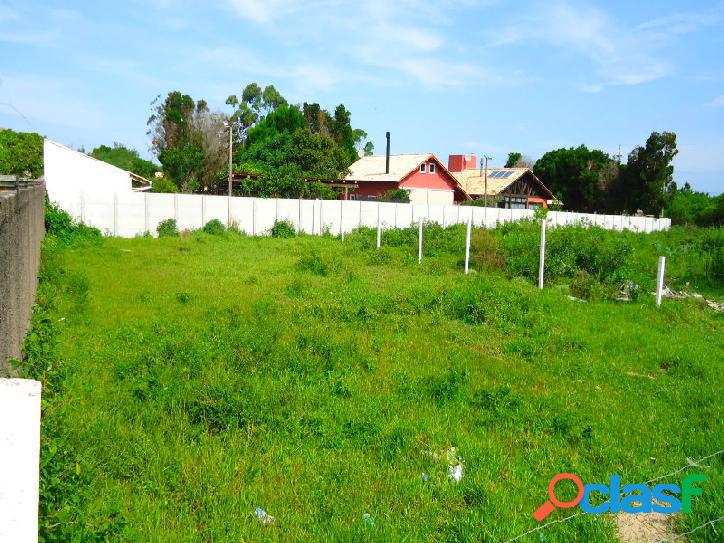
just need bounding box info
[619,131,678,215]
[533,145,613,211]
[505,152,522,168]
[147,92,230,192]
[90,143,158,179]
[666,184,723,226]
[0,129,43,178]
[505,152,533,169]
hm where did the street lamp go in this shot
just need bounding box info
[223,121,232,197]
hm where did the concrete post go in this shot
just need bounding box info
[0,379,42,543]
[465,215,472,275]
[418,218,423,264]
[538,218,546,289]
[656,256,666,307]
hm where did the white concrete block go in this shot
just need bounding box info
[0,378,42,543]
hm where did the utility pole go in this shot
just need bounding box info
[480,155,492,207]
[224,121,233,196]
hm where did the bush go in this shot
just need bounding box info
[379,189,410,203]
[202,219,226,235]
[470,228,505,272]
[45,200,101,244]
[271,219,296,238]
[157,218,179,237]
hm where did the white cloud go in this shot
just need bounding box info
[221,0,502,89]
[485,1,724,89]
[707,95,724,109]
[638,3,724,35]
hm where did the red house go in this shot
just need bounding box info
[344,153,471,204]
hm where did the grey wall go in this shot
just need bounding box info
[0,183,45,375]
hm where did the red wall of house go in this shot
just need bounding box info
[400,161,456,190]
[352,181,399,198]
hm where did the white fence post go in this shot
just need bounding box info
[312,203,315,235]
[173,194,178,223]
[418,218,423,264]
[0,379,42,543]
[464,215,472,274]
[201,195,206,226]
[538,218,547,289]
[319,199,323,234]
[297,198,302,233]
[227,195,231,228]
[656,256,666,307]
[376,203,381,248]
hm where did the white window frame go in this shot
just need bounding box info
[429,162,436,174]
[420,163,426,173]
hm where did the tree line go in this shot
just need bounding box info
[1,88,721,225]
[145,83,372,198]
[505,131,722,224]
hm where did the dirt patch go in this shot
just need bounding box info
[615,505,681,543]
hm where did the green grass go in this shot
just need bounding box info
[23,226,724,542]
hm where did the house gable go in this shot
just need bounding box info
[399,157,456,191]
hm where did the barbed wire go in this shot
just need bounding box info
[658,515,723,542]
[502,449,724,543]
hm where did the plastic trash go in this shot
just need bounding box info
[363,513,375,527]
[421,473,429,482]
[255,507,276,525]
[448,463,463,483]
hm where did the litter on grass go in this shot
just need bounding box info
[422,447,464,482]
[654,287,723,311]
[255,507,276,525]
[363,513,375,527]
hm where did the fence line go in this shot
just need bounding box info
[503,449,724,543]
[58,192,671,238]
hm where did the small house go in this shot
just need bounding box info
[344,153,471,205]
[447,154,554,208]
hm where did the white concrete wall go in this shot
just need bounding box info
[52,191,672,237]
[44,139,133,216]
[0,379,42,543]
[406,188,454,206]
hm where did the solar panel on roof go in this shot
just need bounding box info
[500,171,513,178]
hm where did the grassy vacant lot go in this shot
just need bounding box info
[22,222,723,541]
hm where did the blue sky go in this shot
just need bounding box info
[1,0,723,193]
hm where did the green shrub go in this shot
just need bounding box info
[379,189,410,203]
[470,228,505,272]
[202,219,226,235]
[157,218,179,237]
[271,219,296,238]
[297,253,329,276]
[45,200,101,244]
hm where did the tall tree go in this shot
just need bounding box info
[619,131,678,215]
[147,92,228,192]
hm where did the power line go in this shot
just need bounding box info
[503,449,724,543]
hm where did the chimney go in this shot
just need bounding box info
[448,155,461,172]
[385,132,390,174]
